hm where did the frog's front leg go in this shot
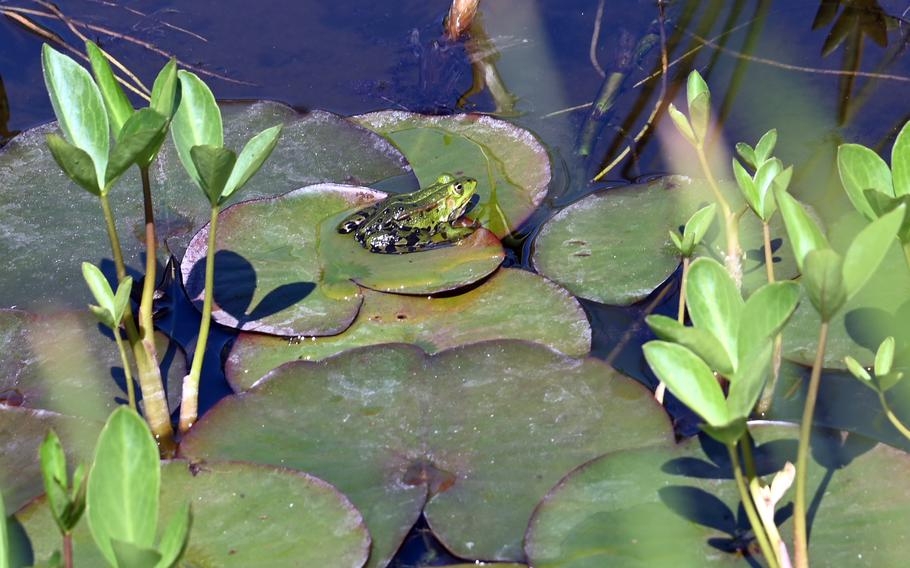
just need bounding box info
[437,220,477,242]
[361,228,422,254]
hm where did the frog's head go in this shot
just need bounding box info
[437,175,477,221]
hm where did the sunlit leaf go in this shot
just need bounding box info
[803,248,846,321]
[85,41,133,136]
[171,71,223,189]
[105,109,169,188]
[668,103,696,146]
[149,59,178,119]
[645,315,734,375]
[189,144,236,204]
[838,143,894,219]
[685,258,742,366]
[754,128,778,164]
[842,205,905,300]
[643,341,728,427]
[775,187,828,270]
[45,134,100,195]
[874,337,896,378]
[221,124,283,201]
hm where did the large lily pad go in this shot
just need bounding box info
[225,268,590,390]
[531,176,800,305]
[526,424,910,567]
[0,101,409,309]
[181,184,503,336]
[355,111,551,238]
[0,309,185,420]
[18,460,370,567]
[0,407,101,513]
[179,341,671,567]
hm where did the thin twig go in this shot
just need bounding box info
[682,25,910,83]
[589,0,607,78]
[85,0,209,42]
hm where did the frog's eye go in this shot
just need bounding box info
[454,183,464,194]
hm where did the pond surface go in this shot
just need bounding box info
[2,0,910,565]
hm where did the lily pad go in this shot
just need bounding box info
[531,176,800,306]
[354,111,551,237]
[225,268,590,389]
[0,101,409,309]
[526,423,910,567]
[179,341,671,566]
[181,184,503,336]
[18,460,370,567]
[0,309,185,420]
[0,407,101,513]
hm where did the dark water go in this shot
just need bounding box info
[3,0,910,565]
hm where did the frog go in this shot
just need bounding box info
[337,173,479,253]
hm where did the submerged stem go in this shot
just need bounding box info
[728,442,779,568]
[179,206,219,433]
[794,321,829,568]
[113,328,136,410]
[695,145,743,286]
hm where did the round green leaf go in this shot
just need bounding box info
[180,341,671,566]
[526,424,910,567]
[0,101,409,309]
[354,111,550,238]
[181,183,503,336]
[532,176,799,306]
[837,143,894,219]
[0,309,185,421]
[19,461,370,567]
[226,268,591,390]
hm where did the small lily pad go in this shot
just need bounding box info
[531,176,800,306]
[181,184,504,336]
[18,460,370,567]
[526,423,910,567]
[355,111,550,237]
[225,268,590,389]
[0,101,409,309]
[180,341,671,566]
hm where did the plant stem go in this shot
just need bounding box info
[113,328,136,410]
[762,221,775,283]
[793,321,829,568]
[63,531,73,568]
[179,206,219,433]
[98,193,175,452]
[878,390,910,442]
[138,166,159,355]
[728,442,779,568]
[695,145,743,287]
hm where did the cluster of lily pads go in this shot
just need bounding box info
[2,42,910,568]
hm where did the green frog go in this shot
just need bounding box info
[337,174,478,253]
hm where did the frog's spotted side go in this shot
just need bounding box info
[337,174,478,253]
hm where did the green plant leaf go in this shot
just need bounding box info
[738,281,800,362]
[643,341,728,427]
[111,277,132,325]
[753,158,782,219]
[87,407,160,566]
[155,503,190,568]
[683,202,717,250]
[686,70,710,108]
[667,103,696,146]
[41,44,109,188]
[843,204,905,300]
[45,134,101,195]
[733,158,758,212]
[878,371,904,392]
[754,128,778,164]
[105,109,169,187]
[844,355,874,384]
[85,41,133,136]
[891,120,910,197]
[688,92,710,143]
[726,340,772,420]
[685,258,742,366]
[39,431,69,533]
[111,539,162,568]
[775,187,828,270]
[190,145,237,205]
[81,262,116,318]
[736,142,756,169]
[838,143,894,219]
[668,230,683,252]
[149,59,178,119]
[874,337,896,377]
[699,418,748,446]
[803,248,847,321]
[221,124,283,202]
[645,315,734,375]
[171,71,223,189]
